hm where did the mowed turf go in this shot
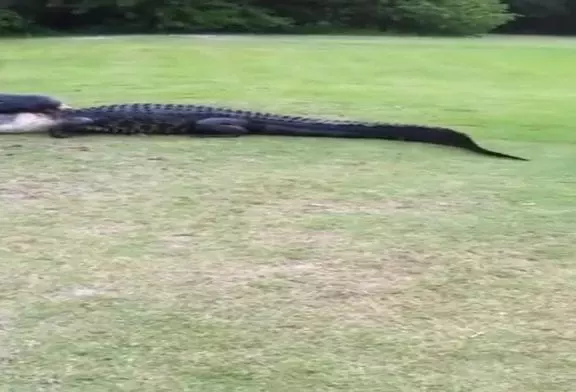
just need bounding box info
[0,34,575,391]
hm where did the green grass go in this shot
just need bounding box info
[1,34,575,391]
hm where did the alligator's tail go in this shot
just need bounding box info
[252,120,528,161]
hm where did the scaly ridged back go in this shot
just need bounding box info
[65,103,371,126]
[64,102,464,137]
[62,102,478,140]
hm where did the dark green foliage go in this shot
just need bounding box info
[506,0,568,17]
[393,0,515,36]
[500,0,576,34]
[133,0,293,33]
[0,9,28,34]
[0,0,575,36]
[2,0,293,35]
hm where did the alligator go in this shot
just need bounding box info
[0,93,528,161]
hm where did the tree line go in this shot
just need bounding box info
[1,0,575,37]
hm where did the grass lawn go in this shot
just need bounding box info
[0,34,575,391]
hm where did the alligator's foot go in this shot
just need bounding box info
[193,117,250,137]
[48,117,95,138]
[49,126,71,138]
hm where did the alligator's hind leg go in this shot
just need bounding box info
[48,117,96,138]
[49,124,74,138]
[193,117,250,137]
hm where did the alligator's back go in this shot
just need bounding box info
[65,103,365,126]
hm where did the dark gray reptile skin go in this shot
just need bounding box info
[53,103,527,161]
